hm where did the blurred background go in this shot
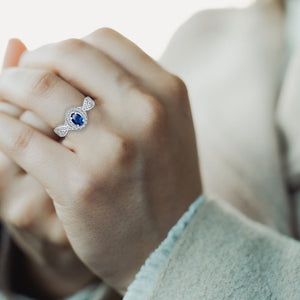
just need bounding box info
[0,0,253,66]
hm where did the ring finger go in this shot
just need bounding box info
[0,67,96,149]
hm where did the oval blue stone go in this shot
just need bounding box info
[71,113,84,126]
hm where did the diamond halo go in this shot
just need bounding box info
[65,107,88,131]
[54,96,95,137]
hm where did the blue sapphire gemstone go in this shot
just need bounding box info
[71,113,84,126]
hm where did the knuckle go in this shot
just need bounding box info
[165,75,188,103]
[115,71,138,92]
[12,126,34,153]
[140,94,167,136]
[31,71,57,96]
[59,38,87,54]
[111,133,135,167]
[12,214,34,229]
[6,201,36,229]
[93,27,117,39]
[48,225,69,246]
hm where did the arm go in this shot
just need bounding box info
[159,0,290,235]
[148,197,300,299]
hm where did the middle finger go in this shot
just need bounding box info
[18,39,138,103]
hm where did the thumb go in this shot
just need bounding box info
[2,38,27,69]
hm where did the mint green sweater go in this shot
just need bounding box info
[4,1,300,299]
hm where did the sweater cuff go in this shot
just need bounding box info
[123,194,205,300]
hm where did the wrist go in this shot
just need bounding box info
[110,192,204,296]
[123,194,205,300]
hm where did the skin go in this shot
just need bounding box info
[0,29,202,295]
[0,39,97,299]
[0,1,293,297]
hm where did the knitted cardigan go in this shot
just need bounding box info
[1,0,300,299]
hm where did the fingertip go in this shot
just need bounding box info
[2,38,27,69]
[10,38,27,53]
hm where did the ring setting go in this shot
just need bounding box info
[54,96,95,137]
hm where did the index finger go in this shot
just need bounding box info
[0,111,76,203]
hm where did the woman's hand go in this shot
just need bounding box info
[0,28,202,294]
[0,39,96,299]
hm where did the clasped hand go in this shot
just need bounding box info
[0,28,201,296]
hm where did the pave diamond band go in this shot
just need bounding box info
[54,96,95,137]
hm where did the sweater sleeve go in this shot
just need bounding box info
[123,194,205,300]
[3,195,204,300]
[147,197,300,300]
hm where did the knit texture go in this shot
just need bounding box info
[123,195,205,300]
[148,197,300,300]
